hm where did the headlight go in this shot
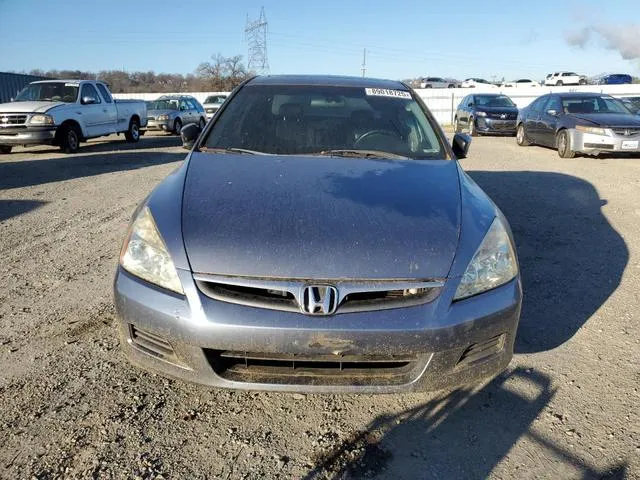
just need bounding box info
[476,111,487,117]
[28,114,54,125]
[453,217,518,300]
[576,125,607,135]
[120,206,184,294]
[157,114,169,121]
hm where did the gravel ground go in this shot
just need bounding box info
[0,133,638,479]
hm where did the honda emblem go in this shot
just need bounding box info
[301,285,338,315]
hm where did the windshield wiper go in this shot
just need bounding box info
[318,149,410,160]
[200,147,269,155]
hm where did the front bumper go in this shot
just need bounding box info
[475,117,517,135]
[570,130,640,155]
[146,119,174,132]
[114,267,522,393]
[0,127,56,146]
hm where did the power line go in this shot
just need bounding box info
[245,7,269,75]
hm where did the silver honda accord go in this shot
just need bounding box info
[114,75,522,393]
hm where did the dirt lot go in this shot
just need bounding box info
[0,133,638,479]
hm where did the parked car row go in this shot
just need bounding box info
[454,91,640,157]
[417,72,634,89]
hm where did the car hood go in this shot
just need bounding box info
[148,109,177,117]
[182,153,461,279]
[569,113,640,127]
[0,101,66,113]
[477,106,519,114]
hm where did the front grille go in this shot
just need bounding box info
[487,112,517,120]
[205,350,420,386]
[193,274,444,314]
[457,334,505,368]
[129,325,179,363]
[611,127,640,137]
[147,116,156,121]
[0,114,28,127]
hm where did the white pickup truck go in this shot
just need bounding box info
[0,79,147,154]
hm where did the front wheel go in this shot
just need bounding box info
[173,118,182,135]
[579,78,587,85]
[124,118,140,142]
[0,145,12,154]
[453,117,460,133]
[557,130,576,158]
[516,124,531,146]
[468,117,476,136]
[59,124,81,154]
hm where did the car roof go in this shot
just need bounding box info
[248,75,408,90]
[31,79,98,84]
[557,92,609,98]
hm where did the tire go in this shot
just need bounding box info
[468,117,476,136]
[557,130,576,158]
[453,117,460,133]
[425,85,432,88]
[124,118,140,142]
[516,124,531,146]
[0,146,12,154]
[199,117,206,129]
[556,80,563,86]
[579,78,587,85]
[173,118,182,135]
[59,123,81,154]
[448,84,455,88]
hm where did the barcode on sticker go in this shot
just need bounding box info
[365,88,411,99]
[65,83,79,87]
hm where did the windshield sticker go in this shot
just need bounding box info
[64,82,79,87]
[365,88,411,99]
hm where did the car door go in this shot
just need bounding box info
[187,99,200,123]
[462,95,474,128]
[523,96,547,143]
[79,83,105,138]
[178,99,191,123]
[95,83,118,134]
[537,95,562,146]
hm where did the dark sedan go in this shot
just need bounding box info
[516,92,640,157]
[114,75,521,394]
[454,94,519,136]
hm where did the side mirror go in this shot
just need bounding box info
[451,133,471,159]
[467,102,473,107]
[81,96,97,105]
[180,123,201,150]
[546,109,558,116]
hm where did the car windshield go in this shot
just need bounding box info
[147,99,179,110]
[14,82,79,103]
[203,84,445,159]
[204,95,226,104]
[562,96,630,114]
[475,95,516,107]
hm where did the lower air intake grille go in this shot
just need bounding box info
[205,350,420,386]
[457,334,505,368]
[129,325,178,363]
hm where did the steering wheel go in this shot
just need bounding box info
[354,129,400,148]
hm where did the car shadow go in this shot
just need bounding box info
[305,368,628,479]
[468,171,628,354]
[0,199,48,221]
[0,150,185,190]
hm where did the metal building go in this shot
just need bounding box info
[0,72,50,104]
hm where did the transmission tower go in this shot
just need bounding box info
[245,7,269,75]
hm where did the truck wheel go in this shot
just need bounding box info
[557,130,576,158]
[556,80,563,86]
[0,146,12,154]
[173,119,182,135]
[125,118,140,142]
[516,124,531,146]
[59,124,80,154]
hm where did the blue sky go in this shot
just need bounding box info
[0,0,638,81]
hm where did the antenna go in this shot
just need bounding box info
[361,48,367,78]
[245,7,269,75]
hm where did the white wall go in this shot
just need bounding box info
[113,84,640,126]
